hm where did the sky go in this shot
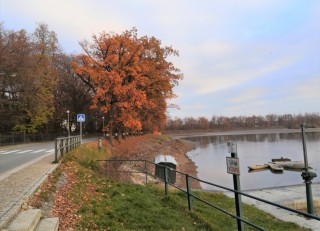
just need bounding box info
[1,0,319,119]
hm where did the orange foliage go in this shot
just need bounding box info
[72,28,183,134]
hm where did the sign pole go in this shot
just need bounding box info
[80,121,82,144]
[77,114,85,144]
[227,142,244,231]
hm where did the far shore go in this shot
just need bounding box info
[163,127,320,139]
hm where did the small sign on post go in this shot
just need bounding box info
[77,114,85,144]
[226,157,240,175]
[226,141,244,231]
[77,114,85,122]
[227,141,237,153]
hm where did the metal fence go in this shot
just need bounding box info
[0,132,104,146]
[99,159,320,231]
[54,136,81,162]
[0,133,57,146]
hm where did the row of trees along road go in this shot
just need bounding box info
[0,24,183,136]
[166,113,320,131]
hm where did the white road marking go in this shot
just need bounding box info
[16,150,33,154]
[31,149,47,153]
[1,150,21,155]
[0,148,54,155]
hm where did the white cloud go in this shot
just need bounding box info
[292,76,320,100]
[1,0,319,117]
[228,88,266,103]
[182,51,300,95]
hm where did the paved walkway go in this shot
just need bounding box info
[224,183,320,230]
[0,153,58,229]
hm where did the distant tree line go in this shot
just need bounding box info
[0,24,182,136]
[165,113,320,130]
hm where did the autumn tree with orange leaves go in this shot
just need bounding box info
[72,28,183,136]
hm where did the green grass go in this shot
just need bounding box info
[61,145,311,231]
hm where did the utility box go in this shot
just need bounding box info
[154,155,177,183]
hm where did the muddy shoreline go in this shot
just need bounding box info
[107,134,200,188]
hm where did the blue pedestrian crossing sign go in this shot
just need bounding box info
[77,114,85,122]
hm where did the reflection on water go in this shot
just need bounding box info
[185,132,320,191]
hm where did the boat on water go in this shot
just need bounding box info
[268,163,284,172]
[248,164,269,170]
[271,157,291,162]
[248,160,309,173]
[273,161,307,170]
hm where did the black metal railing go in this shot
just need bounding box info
[98,159,320,231]
[54,136,81,162]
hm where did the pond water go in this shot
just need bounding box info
[185,132,320,191]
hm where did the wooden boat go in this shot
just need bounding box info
[268,163,284,172]
[248,164,269,171]
[273,161,306,170]
[248,168,270,173]
[271,157,291,162]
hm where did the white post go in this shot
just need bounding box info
[67,110,70,137]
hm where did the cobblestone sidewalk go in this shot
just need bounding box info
[0,154,58,229]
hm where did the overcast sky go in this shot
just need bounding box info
[1,0,319,119]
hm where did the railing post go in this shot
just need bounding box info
[60,139,64,157]
[54,138,58,163]
[186,174,192,211]
[164,167,168,196]
[70,137,73,150]
[98,138,102,152]
[145,160,148,186]
[66,138,69,153]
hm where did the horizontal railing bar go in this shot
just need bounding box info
[97,159,145,162]
[170,184,187,194]
[190,193,265,230]
[56,135,80,139]
[105,171,143,174]
[159,180,265,229]
[237,190,320,220]
[55,135,81,162]
[181,170,320,220]
[145,160,187,175]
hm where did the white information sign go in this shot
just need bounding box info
[226,157,240,175]
[227,141,237,153]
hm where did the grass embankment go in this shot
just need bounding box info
[31,135,310,230]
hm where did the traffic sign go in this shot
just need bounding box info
[77,114,85,122]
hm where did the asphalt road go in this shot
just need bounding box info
[0,142,56,175]
[0,137,98,175]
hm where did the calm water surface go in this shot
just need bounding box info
[185,132,320,190]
